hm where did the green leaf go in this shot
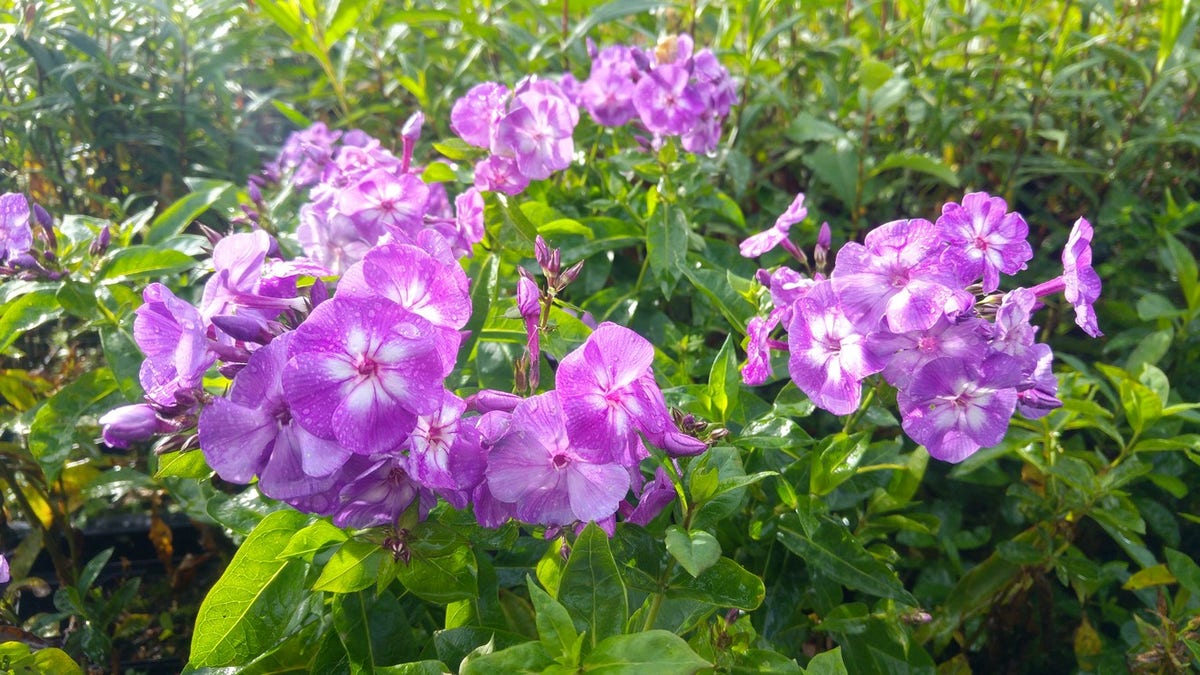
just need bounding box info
[313,539,384,593]
[154,450,212,479]
[98,245,196,282]
[421,161,458,183]
[0,289,61,352]
[0,643,83,675]
[100,325,143,401]
[538,218,594,239]
[665,526,722,578]
[188,510,310,668]
[332,590,409,669]
[393,522,478,604]
[704,334,742,423]
[146,181,234,245]
[375,661,453,675]
[1166,547,1200,597]
[777,515,915,604]
[526,576,578,663]
[29,368,120,482]
[667,557,765,611]
[582,630,711,674]
[871,152,960,187]
[811,432,869,496]
[433,138,479,161]
[1122,563,1176,590]
[278,519,349,560]
[558,522,627,648]
[647,196,688,295]
[805,647,849,675]
[461,640,555,674]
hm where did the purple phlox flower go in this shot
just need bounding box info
[517,271,542,366]
[399,111,424,172]
[297,202,381,276]
[680,109,723,155]
[332,454,435,529]
[937,192,1033,292]
[814,222,832,272]
[633,62,704,136]
[0,192,33,265]
[740,193,807,258]
[623,466,677,526]
[491,83,578,181]
[425,187,485,258]
[451,82,510,148]
[1059,217,1102,337]
[868,314,990,390]
[272,122,342,188]
[135,283,215,410]
[1015,343,1062,419]
[335,169,430,236]
[556,322,701,462]
[468,409,518,527]
[580,45,640,126]
[786,280,888,415]
[339,242,471,331]
[473,155,530,195]
[410,395,487,509]
[897,353,1023,463]
[767,266,818,315]
[425,181,454,220]
[0,554,8,584]
[487,391,630,526]
[742,309,787,386]
[989,287,1039,367]
[283,296,449,455]
[199,332,351,490]
[98,404,170,449]
[691,48,738,116]
[831,218,964,333]
[466,389,522,414]
[200,231,307,334]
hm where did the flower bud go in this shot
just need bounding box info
[557,260,585,290]
[98,404,166,448]
[89,225,112,257]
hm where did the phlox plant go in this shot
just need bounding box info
[4,15,1199,675]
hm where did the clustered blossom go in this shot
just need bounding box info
[740,191,1103,462]
[451,77,579,195]
[564,34,738,154]
[101,123,710,535]
[1,192,66,280]
[264,114,484,272]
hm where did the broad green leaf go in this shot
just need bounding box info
[871,152,960,187]
[667,557,765,610]
[1164,233,1198,305]
[313,539,384,593]
[461,640,554,674]
[332,590,409,669]
[278,519,349,560]
[538,218,593,239]
[1122,563,1175,590]
[558,522,627,647]
[433,627,530,671]
[433,138,479,161]
[777,515,915,604]
[665,526,722,578]
[99,245,196,282]
[145,181,234,245]
[647,198,688,295]
[100,325,143,401]
[188,510,310,668]
[838,619,935,674]
[704,334,742,423]
[375,662,453,675]
[421,161,458,183]
[154,450,212,479]
[811,432,869,496]
[582,630,711,674]
[393,522,478,604]
[526,576,578,662]
[1166,547,1200,596]
[0,289,61,352]
[805,647,849,675]
[0,643,82,675]
[29,368,120,482]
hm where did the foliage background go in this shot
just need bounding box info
[1,0,1199,673]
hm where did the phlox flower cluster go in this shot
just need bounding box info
[740,191,1103,462]
[100,124,709,534]
[261,115,484,273]
[451,77,579,196]
[562,34,738,154]
[1,192,68,280]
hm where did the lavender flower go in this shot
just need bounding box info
[451,82,510,149]
[739,193,807,258]
[936,192,1033,292]
[0,192,33,265]
[98,404,169,448]
[633,63,703,137]
[486,391,630,526]
[283,296,449,455]
[134,283,214,410]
